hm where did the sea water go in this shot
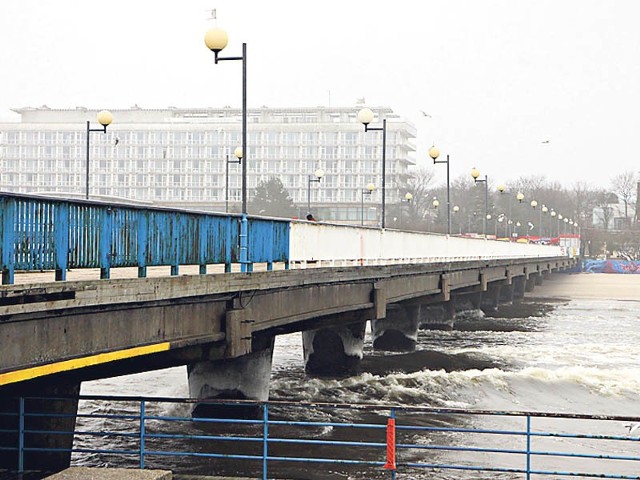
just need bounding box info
[77,293,640,478]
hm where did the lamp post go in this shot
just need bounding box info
[86,110,113,199]
[357,108,387,228]
[361,183,376,225]
[557,213,563,236]
[205,26,249,271]
[541,205,548,237]
[550,210,557,236]
[430,146,451,234]
[530,200,538,236]
[470,167,488,237]
[497,184,512,238]
[452,205,460,234]
[307,168,325,216]
[225,147,242,213]
[430,198,440,232]
[403,192,413,229]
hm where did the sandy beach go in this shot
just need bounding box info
[528,272,640,301]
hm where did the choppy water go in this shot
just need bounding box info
[77,293,640,478]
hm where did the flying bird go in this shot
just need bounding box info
[114,137,120,146]
[206,8,217,20]
[626,423,640,435]
[420,111,432,118]
[541,140,550,144]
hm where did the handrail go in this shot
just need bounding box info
[0,193,290,284]
[1,395,639,479]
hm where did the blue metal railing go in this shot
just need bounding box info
[0,193,290,284]
[1,395,639,479]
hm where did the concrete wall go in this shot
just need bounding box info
[289,222,568,265]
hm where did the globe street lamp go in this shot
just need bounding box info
[470,167,488,237]
[430,146,451,234]
[530,200,538,236]
[452,205,461,234]
[361,183,376,226]
[86,110,113,199]
[550,209,557,236]
[403,192,413,228]
[226,146,242,213]
[357,107,387,228]
[497,184,514,238]
[307,168,325,216]
[205,26,250,271]
[541,205,549,237]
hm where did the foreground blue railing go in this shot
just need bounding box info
[1,395,639,479]
[0,193,290,284]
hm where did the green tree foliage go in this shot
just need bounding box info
[249,177,298,218]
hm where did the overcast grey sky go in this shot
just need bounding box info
[1,0,639,188]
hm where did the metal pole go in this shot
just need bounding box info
[539,208,542,237]
[85,121,90,200]
[308,177,311,214]
[361,190,364,226]
[381,119,386,229]
[484,175,488,237]
[240,42,249,272]
[446,155,451,234]
[225,154,229,213]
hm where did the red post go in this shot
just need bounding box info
[383,417,396,471]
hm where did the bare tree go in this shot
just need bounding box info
[610,171,636,224]
[592,189,615,230]
[404,166,438,228]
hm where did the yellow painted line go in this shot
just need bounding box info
[0,342,171,386]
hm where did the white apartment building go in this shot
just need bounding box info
[0,104,416,222]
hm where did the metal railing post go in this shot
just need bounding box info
[18,397,25,473]
[526,414,531,480]
[139,400,146,470]
[262,403,269,480]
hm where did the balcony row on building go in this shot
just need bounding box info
[0,105,416,223]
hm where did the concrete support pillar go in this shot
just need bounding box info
[534,272,543,286]
[480,284,501,313]
[525,276,537,292]
[453,292,481,313]
[187,338,275,418]
[0,380,80,474]
[418,302,455,330]
[302,321,366,376]
[371,304,420,352]
[513,276,526,299]
[499,282,515,303]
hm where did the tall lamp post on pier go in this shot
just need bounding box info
[541,205,548,237]
[307,169,325,216]
[530,200,538,236]
[205,27,250,271]
[225,147,242,213]
[357,108,387,228]
[470,167,488,237]
[361,183,376,225]
[429,146,451,234]
[403,192,413,228]
[86,110,113,199]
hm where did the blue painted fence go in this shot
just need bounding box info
[1,396,640,479]
[0,193,290,284]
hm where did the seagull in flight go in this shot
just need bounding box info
[541,140,550,144]
[420,111,432,118]
[626,423,640,435]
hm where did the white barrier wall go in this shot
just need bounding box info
[289,222,567,265]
